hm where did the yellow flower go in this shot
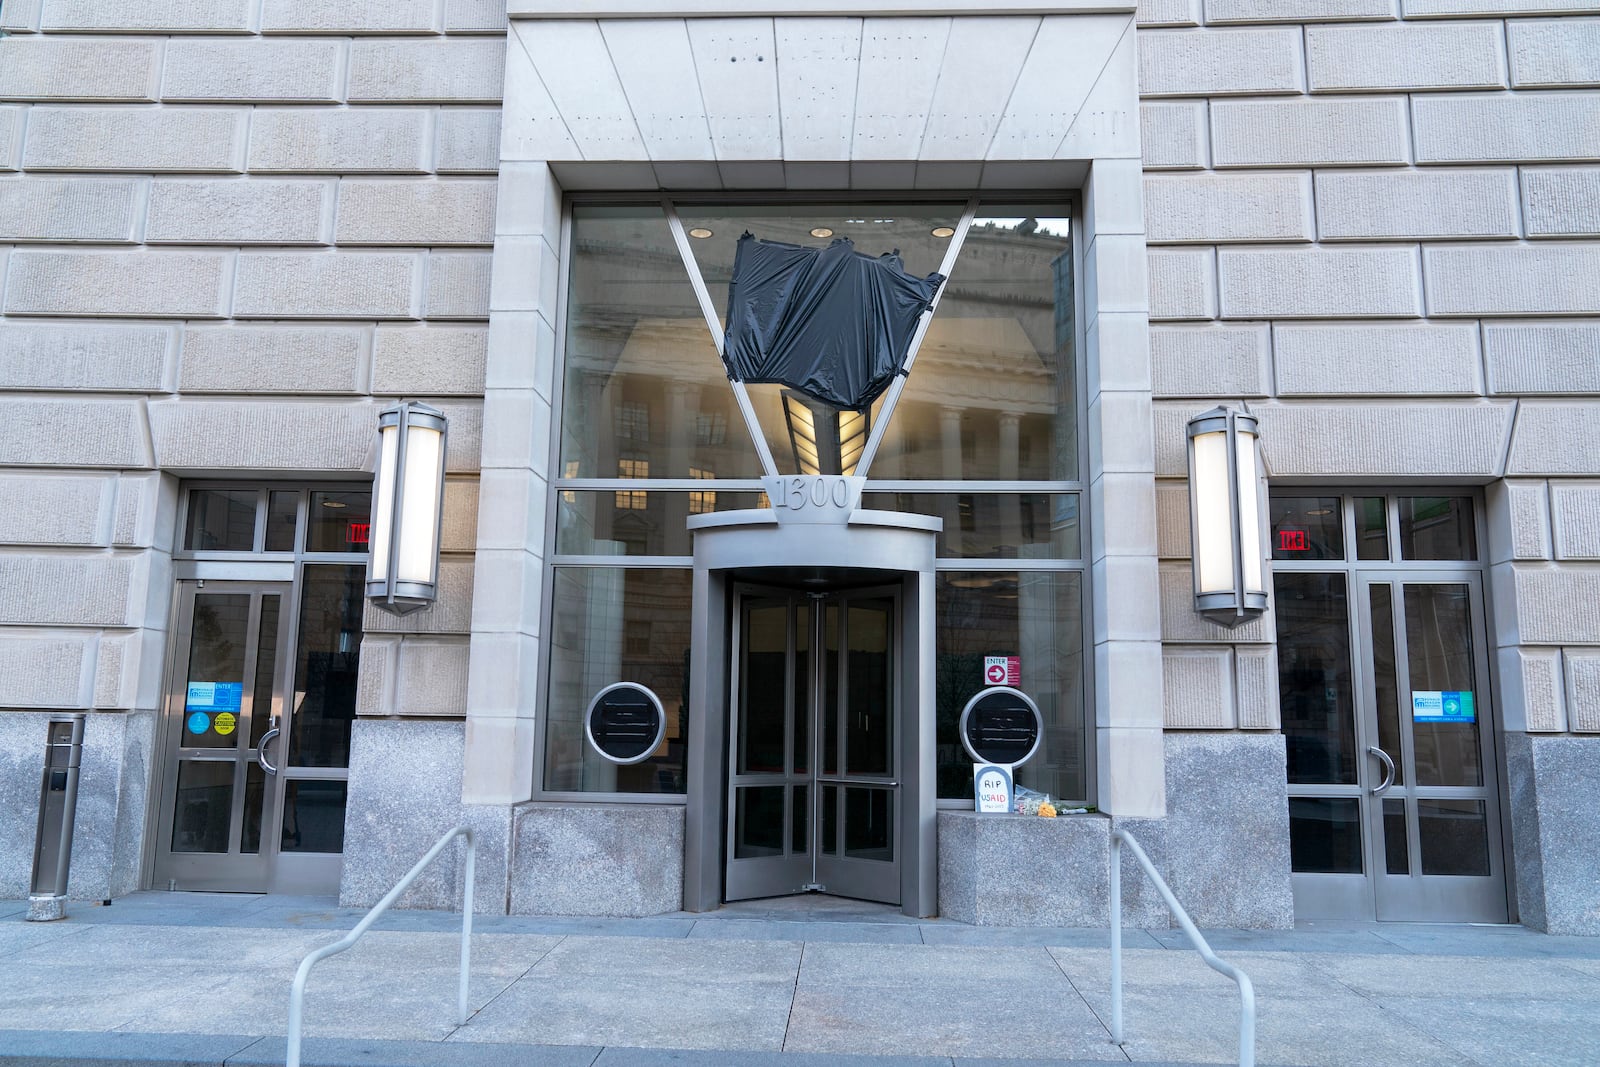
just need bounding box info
[1038,802,1057,818]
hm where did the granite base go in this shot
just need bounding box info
[509,802,684,917]
[1505,732,1600,936]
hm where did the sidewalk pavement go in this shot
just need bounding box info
[2,892,1598,1067]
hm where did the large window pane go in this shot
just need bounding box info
[1276,573,1358,785]
[185,489,258,552]
[1399,497,1476,561]
[287,564,363,769]
[1271,496,1343,561]
[934,571,1085,803]
[556,490,765,556]
[560,206,761,482]
[862,493,1081,559]
[1289,797,1363,874]
[544,568,691,794]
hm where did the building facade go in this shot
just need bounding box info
[0,0,1596,934]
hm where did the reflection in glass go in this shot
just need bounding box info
[1369,584,1403,786]
[792,784,808,855]
[184,594,251,751]
[280,780,347,853]
[845,603,893,778]
[862,493,1081,559]
[823,605,839,778]
[1418,799,1490,876]
[242,763,265,855]
[250,596,280,748]
[844,788,894,861]
[186,489,257,551]
[794,604,810,776]
[287,565,364,769]
[1276,573,1357,785]
[1406,584,1482,787]
[171,761,233,853]
[556,491,765,557]
[1356,497,1388,561]
[1288,797,1362,874]
[734,786,785,859]
[544,568,691,794]
[935,572,1085,802]
[559,206,760,482]
[308,490,372,553]
[1270,496,1343,560]
[740,603,788,775]
[821,784,837,855]
[1399,497,1476,561]
[266,490,299,552]
[1383,797,1409,876]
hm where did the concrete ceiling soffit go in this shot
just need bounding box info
[506,13,1136,165]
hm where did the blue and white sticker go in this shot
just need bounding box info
[1412,690,1475,723]
[186,711,211,735]
[187,681,243,713]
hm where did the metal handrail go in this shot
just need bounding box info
[286,825,476,1067]
[1110,828,1256,1067]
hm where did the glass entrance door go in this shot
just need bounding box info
[726,586,899,904]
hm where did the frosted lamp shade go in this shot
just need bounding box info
[1191,430,1234,594]
[368,423,400,582]
[1235,427,1264,595]
[397,424,443,583]
[367,401,448,615]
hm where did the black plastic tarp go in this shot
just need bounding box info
[721,233,945,411]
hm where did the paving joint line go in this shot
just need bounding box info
[778,938,806,1053]
[1046,944,1129,1062]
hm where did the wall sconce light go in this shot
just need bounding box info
[1186,406,1267,627]
[367,401,448,616]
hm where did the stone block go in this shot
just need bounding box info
[1504,564,1600,644]
[1552,484,1600,559]
[510,803,684,917]
[395,637,470,716]
[1406,0,1600,11]
[435,109,501,174]
[0,0,41,31]
[437,400,483,474]
[1085,312,1152,396]
[24,106,246,172]
[363,556,475,634]
[1137,0,1200,23]
[1510,17,1600,87]
[1306,21,1506,91]
[1155,480,1191,559]
[234,252,421,320]
[336,179,497,246]
[446,0,507,32]
[1162,646,1234,728]
[162,39,344,102]
[1140,101,1207,170]
[0,37,161,100]
[440,477,480,554]
[937,812,1112,926]
[493,162,562,241]
[355,634,396,716]
[1154,402,1217,477]
[1485,320,1600,394]
[1162,732,1293,928]
[372,326,488,396]
[1254,401,1513,477]
[1498,646,1566,731]
[0,177,143,243]
[39,0,256,32]
[1151,323,1270,398]
[425,252,493,320]
[1425,244,1600,316]
[1145,172,1312,245]
[1211,97,1410,167]
[148,399,375,471]
[247,109,432,174]
[341,720,511,914]
[1098,726,1166,816]
[0,399,150,468]
[1205,0,1397,19]
[1522,166,1600,237]
[178,325,367,394]
[0,555,140,626]
[111,472,174,551]
[1085,234,1151,318]
[1414,92,1600,163]
[1504,733,1600,935]
[1137,27,1303,97]
[0,321,172,392]
[1273,322,1483,396]
[260,0,439,34]
[0,473,109,544]
[1567,652,1600,731]
[1487,479,1553,562]
[1094,639,1164,730]
[0,107,22,171]
[1316,169,1520,240]
[0,634,93,707]
[349,40,506,102]
[1235,644,1278,729]
[6,250,231,318]
[1159,561,1271,643]
[1219,246,1422,318]
[1510,403,1600,475]
[1147,247,1215,321]
[147,179,331,245]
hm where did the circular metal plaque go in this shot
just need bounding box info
[958,686,1043,766]
[584,682,667,766]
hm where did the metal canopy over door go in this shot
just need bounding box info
[726,584,900,905]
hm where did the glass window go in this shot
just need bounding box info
[862,493,1081,559]
[934,571,1085,803]
[266,491,299,552]
[544,568,691,794]
[556,491,765,557]
[286,564,364,769]
[1355,496,1388,561]
[1271,496,1343,561]
[307,490,371,553]
[1276,572,1357,785]
[1289,797,1363,874]
[185,489,258,552]
[1399,497,1476,561]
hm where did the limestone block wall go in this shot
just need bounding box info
[0,0,504,893]
[1136,0,1600,737]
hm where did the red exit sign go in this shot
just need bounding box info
[347,521,370,546]
[1278,528,1309,553]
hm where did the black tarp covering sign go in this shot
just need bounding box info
[721,233,945,411]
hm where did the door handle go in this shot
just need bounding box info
[1367,746,1395,796]
[258,717,281,774]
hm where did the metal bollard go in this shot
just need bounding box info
[28,714,86,922]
